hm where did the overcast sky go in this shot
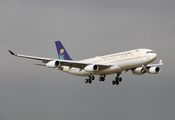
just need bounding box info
[1,0,175,120]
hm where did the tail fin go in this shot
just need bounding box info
[55,41,73,60]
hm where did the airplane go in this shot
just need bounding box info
[8,41,163,85]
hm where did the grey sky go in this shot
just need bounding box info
[1,0,175,120]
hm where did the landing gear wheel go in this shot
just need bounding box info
[87,76,91,80]
[85,79,88,84]
[91,76,95,80]
[114,73,122,85]
[99,77,102,81]
[118,77,122,82]
[112,80,116,85]
[102,77,105,81]
[88,79,92,84]
[99,77,105,81]
[99,75,106,82]
[115,80,119,85]
[115,77,118,81]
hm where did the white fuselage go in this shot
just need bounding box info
[59,49,157,76]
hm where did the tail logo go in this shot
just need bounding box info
[59,49,65,60]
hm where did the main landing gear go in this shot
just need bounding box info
[84,75,95,84]
[99,75,106,82]
[112,73,122,85]
[84,73,123,85]
[84,74,106,84]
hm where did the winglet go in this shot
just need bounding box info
[8,50,16,56]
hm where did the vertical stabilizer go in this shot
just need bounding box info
[55,41,73,60]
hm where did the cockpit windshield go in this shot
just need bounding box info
[146,51,154,54]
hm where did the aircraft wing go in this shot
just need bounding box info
[8,50,111,69]
[9,50,54,62]
[59,59,111,70]
[147,60,163,67]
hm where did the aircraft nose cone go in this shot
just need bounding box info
[148,53,157,62]
[154,53,157,58]
[152,53,157,61]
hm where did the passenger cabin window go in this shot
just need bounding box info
[146,51,154,54]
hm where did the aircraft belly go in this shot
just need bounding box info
[116,57,156,69]
[116,59,139,70]
[137,56,156,65]
[95,65,122,75]
[65,69,89,76]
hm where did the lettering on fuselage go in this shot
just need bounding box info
[101,51,132,60]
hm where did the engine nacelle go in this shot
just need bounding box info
[46,60,60,68]
[132,67,144,75]
[84,65,99,72]
[147,67,160,74]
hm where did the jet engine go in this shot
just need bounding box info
[132,67,144,75]
[147,67,160,74]
[84,65,99,72]
[46,60,60,68]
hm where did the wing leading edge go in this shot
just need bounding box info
[8,50,53,62]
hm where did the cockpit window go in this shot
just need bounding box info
[146,51,154,54]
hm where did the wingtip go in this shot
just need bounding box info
[8,50,16,55]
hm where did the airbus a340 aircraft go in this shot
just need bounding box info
[9,41,163,85]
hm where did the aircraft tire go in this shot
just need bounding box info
[102,77,105,81]
[85,79,88,84]
[88,76,91,80]
[118,77,122,82]
[91,76,95,80]
[112,80,116,85]
[116,80,119,85]
[115,77,118,81]
[99,77,102,81]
